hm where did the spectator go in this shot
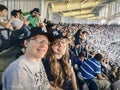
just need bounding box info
[43,30,77,90]
[78,52,86,62]
[79,53,110,90]
[27,8,40,28]
[74,29,83,56]
[0,4,14,29]
[111,67,120,90]
[109,66,118,83]
[2,27,54,90]
[11,9,29,30]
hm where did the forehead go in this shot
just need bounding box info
[32,35,48,40]
[33,11,39,13]
[2,9,8,12]
[17,12,21,14]
[53,38,66,42]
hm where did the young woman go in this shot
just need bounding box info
[43,30,77,90]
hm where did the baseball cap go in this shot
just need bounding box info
[49,30,66,42]
[27,27,51,42]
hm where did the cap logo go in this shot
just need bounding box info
[53,31,59,36]
[42,28,47,32]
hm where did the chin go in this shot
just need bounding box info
[58,52,64,56]
[36,56,44,59]
[38,54,45,58]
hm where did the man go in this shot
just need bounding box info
[27,8,41,28]
[0,4,14,28]
[79,53,110,90]
[0,4,13,52]
[0,5,29,52]
[78,52,86,62]
[2,27,53,90]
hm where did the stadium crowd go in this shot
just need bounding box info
[0,4,120,90]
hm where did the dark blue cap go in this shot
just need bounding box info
[49,30,66,42]
[27,27,51,41]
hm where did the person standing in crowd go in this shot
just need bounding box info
[74,29,88,56]
[2,27,55,90]
[43,30,77,90]
[0,4,14,29]
[0,5,30,52]
[66,33,75,51]
[73,29,83,56]
[79,53,111,90]
[0,4,14,51]
[27,8,45,28]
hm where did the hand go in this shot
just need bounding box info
[9,16,14,23]
[39,22,46,28]
[10,16,14,20]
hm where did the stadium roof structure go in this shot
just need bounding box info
[47,0,114,20]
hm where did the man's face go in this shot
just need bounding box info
[0,9,8,17]
[24,35,49,59]
[32,11,39,17]
[16,12,21,18]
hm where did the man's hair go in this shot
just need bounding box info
[94,53,103,61]
[78,52,85,58]
[0,4,8,12]
[11,9,22,17]
[32,8,39,13]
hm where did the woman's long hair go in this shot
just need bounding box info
[46,39,72,88]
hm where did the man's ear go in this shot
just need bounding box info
[24,40,29,48]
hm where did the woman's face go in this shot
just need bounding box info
[51,38,67,56]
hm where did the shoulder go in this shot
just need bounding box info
[2,56,28,78]
[89,58,99,63]
[92,58,101,66]
[2,58,20,81]
[27,15,32,20]
[84,58,100,70]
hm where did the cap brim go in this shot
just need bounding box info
[27,32,52,42]
[49,36,66,42]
